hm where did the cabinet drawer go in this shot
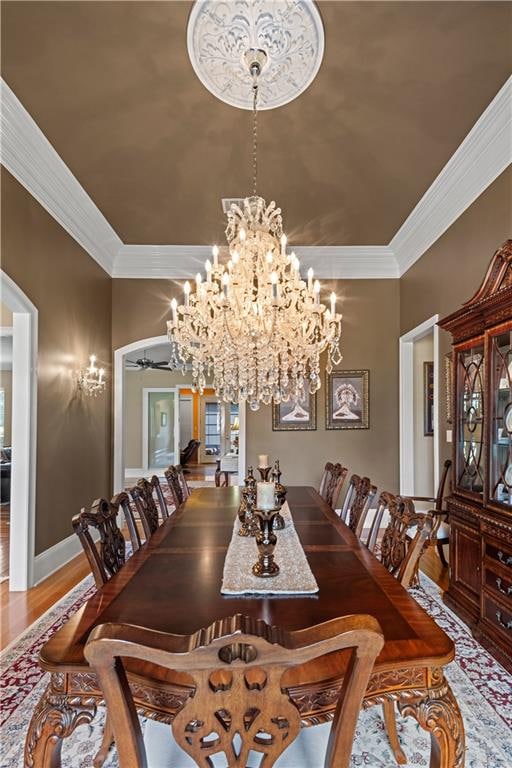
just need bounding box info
[484,540,512,572]
[483,566,512,608]
[482,594,512,643]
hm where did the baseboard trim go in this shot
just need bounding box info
[33,530,98,586]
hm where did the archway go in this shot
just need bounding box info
[0,271,38,591]
[113,335,246,492]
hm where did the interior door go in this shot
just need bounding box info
[144,389,178,470]
[199,397,221,463]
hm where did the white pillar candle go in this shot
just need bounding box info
[257,482,275,510]
[258,454,269,468]
[212,245,219,267]
[170,297,178,325]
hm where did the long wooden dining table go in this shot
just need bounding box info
[25,486,465,767]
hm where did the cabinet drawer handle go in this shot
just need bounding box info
[495,610,512,631]
[497,551,512,567]
[496,578,512,596]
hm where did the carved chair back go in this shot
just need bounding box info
[379,496,432,588]
[129,478,161,540]
[435,459,452,510]
[319,462,348,510]
[365,491,396,553]
[150,475,172,521]
[340,475,378,538]
[72,499,126,589]
[110,491,141,553]
[85,613,384,768]
[176,463,191,499]
[165,465,186,508]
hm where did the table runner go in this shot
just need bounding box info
[221,501,319,595]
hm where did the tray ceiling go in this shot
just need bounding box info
[1,1,511,247]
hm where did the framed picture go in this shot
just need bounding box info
[272,392,317,431]
[326,370,369,430]
[424,361,434,436]
[160,412,168,427]
[444,353,453,425]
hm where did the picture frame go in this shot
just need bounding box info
[326,370,369,430]
[160,412,168,428]
[424,361,434,436]
[272,391,317,431]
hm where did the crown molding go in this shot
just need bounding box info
[2,75,510,281]
[0,78,122,275]
[391,75,512,277]
[112,244,398,279]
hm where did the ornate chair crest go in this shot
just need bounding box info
[85,613,383,768]
[165,464,185,508]
[319,462,348,509]
[380,497,432,588]
[129,478,160,539]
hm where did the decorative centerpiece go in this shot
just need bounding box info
[252,506,280,577]
[238,467,259,537]
[257,454,272,481]
[272,460,286,530]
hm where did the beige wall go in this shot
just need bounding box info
[413,334,434,496]
[1,168,112,555]
[400,166,512,482]
[113,278,401,494]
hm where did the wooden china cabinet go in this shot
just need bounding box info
[439,239,512,672]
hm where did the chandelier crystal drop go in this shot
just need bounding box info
[167,46,342,411]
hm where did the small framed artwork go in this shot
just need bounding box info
[424,361,434,436]
[160,412,168,427]
[272,392,317,431]
[326,370,369,430]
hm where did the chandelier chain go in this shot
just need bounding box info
[252,81,258,197]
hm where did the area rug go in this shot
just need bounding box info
[1,574,511,767]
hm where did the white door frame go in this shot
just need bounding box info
[1,271,38,591]
[399,314,440,496]
[141,387,179,471]
[114,335,246,491]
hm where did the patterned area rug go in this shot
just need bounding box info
[1,574,511,767]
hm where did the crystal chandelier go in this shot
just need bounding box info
[167,50,342,411]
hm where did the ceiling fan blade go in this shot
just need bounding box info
[152,361,171,367]
[125,360,140,367]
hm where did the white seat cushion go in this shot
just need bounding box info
[144,718,331,768]
[409,521,450,541]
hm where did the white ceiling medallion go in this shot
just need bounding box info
[187,0,325,110]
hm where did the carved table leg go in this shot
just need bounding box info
[398,674,465,768]
[24,675,97,768]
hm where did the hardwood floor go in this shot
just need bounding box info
[0,491,449,651]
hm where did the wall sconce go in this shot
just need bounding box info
[77,355,106,397]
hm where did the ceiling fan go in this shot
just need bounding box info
[125,351,172,371]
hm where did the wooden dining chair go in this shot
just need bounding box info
[129,478,161,540]
[371,494,433,765]
[318,462,348,510]
[339,475,378,539]
[85,613,384,768]
[72,499,127,589]
[164,464,186,508]
[365,490,396,553]
[110,491,142,554]
[405,459,452,566]
[176,463,192,499]
[150,475,173,521]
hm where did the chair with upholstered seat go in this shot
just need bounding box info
[72,499,127,589]
[110,491,142,554]
[366,493,433,764]
[165,464,187,508]
[85,612,384,768]
[129,478,163,540]
[405,459,452,566]
[339,474,378,539]
[180,439,201,471]
[318,462,348,510]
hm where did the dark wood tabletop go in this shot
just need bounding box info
[40,486,454,673]
[28,486,464,768]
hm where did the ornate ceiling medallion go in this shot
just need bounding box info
[187,0,325,111]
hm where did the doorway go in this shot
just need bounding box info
[0,271,38,591]
[142,388,179,471]
[399,315,440,496]
[114,335,247,491]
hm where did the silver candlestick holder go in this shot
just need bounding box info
[252,507,280,578]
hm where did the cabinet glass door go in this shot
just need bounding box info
[489,326,512,507]
[456,341,485,496]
